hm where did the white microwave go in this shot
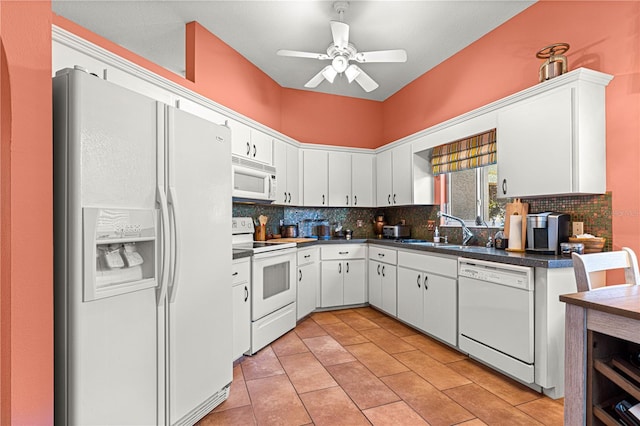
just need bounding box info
[232,156,277,202]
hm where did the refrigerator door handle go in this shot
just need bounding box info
[157,186,171,305]
[168,186,182,303]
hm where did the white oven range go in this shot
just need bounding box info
[232,217,297,354]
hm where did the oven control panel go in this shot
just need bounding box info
[232,217,255,235]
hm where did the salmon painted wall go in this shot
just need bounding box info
[384,1,640,254]
[186,21,282,131]
[280,88,383,147]
[0,1,53,424]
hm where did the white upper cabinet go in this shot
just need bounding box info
[302,150,328,206]
[376,144,412,206]
[351,153,374,207]
[497,69,612,198]
[228,119,273,165]
[273,139,299,205]
[327,151,374,207]
[328,152,352,207]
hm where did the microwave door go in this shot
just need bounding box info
[233,167,270,200]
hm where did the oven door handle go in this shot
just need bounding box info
[253,247,297,259]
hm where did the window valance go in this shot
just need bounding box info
[431,129,497,176]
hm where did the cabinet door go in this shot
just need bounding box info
[303,150,328,206]
[321,260,343,307]
[392,144,413,205]
[286,143,300,205]
[423,274,457,346]
[397,267,423,329]
[368,261,382,309]
[273,139,290,204]
[251,130,273,165]
[343,260,366,305]
[376,150,393,207]
[352,153,374,207]
[298,262,319,320]
[497,86,573,198]
[380,263,397,316]
[232,283,250,360]
[228,119,253,160]
[328,152,352,206]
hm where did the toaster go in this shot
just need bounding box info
[382,225,411,239]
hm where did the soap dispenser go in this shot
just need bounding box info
[434,226,440,243]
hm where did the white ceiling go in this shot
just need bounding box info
[52,1,535,101]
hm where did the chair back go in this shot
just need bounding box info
[571,247,640,292]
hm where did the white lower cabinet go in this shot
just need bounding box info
[232,257,251,360]
[397,250,457,346]
[320,245,367,307]
[368,246,397,316]
[297,247,319,320]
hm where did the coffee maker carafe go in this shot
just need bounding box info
[526,212,570,255]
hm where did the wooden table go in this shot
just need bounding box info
[561,285,640,425]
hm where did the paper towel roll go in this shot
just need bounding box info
[508,214,523,250]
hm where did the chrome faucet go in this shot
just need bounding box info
[437,211,477,246]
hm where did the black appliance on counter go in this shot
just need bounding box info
[525,212,570,255]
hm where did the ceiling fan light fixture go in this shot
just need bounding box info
[322,66,338,83]
[332,55,349,73]
[345,64,360,83]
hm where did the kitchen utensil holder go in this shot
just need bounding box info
[255,225,266,241]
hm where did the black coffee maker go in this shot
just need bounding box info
[525,212,570,255]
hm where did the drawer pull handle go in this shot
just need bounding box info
[378,253,385,257]
[232,272,239,276]
[304,254,311,259]
[339,251,349,255]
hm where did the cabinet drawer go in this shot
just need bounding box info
[297,247,319,265]
[232,258,250,286]
[321,244,366,260]
[397,250,457,277]
[368,246,397,264]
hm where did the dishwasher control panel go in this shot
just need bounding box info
[458,259,534,291]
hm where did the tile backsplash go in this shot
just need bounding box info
[234,192,612,249]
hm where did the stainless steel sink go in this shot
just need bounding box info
[403,241,453,247]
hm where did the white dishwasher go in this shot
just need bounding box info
[458,258,535,384]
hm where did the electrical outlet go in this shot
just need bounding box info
[356,220,363,228]
[573,221,584,236]
[427,220,435,231]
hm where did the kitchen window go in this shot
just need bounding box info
[432,129,506,226]
[446,164,506,226]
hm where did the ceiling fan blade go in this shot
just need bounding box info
[355,49,408,63]
[352,66,379,92]
[304,66,333,88]
[277,49,330,60]
[330,21,349,50]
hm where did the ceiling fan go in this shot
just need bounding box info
[277,1,407,93]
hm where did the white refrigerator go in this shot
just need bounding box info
[54,67,232,425]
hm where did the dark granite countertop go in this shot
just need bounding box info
[292,238,573,269]
[232,248,253,260]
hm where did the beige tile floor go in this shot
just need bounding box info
[198,307,564,425]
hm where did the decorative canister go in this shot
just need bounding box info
[373,215,386,238]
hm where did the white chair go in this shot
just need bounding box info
[571,247,640,292]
